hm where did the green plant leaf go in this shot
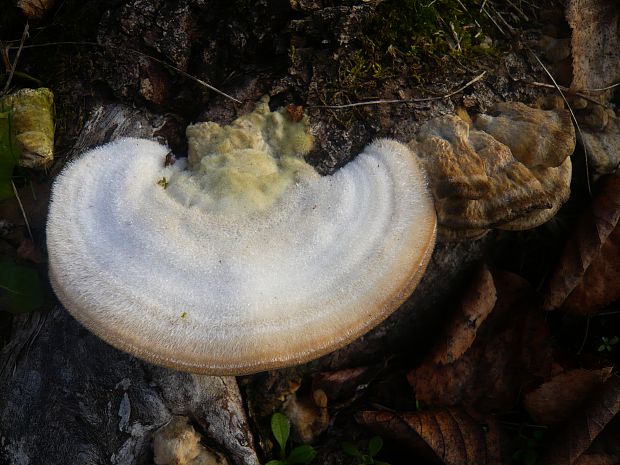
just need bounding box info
[271,412,290,452]
[368,436,383,457]
[341,442,363,457]
[265,461,285,465]
[0,258,45,313]
[288,445,316,464]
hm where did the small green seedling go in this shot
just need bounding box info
[266,412,316,465]
[342,436,390,465]
[598,336,619,353]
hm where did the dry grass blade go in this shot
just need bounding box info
[525,81,605,107]
[528,48,591,195]
[8,41,241,104]
[313,71,486,109]
[11,180,33,240]
[2,23,30,96]
[583,81,620,93]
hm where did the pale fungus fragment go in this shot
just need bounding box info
[153,416,228,465]
[0,88,55,170]
[47,100,436,374]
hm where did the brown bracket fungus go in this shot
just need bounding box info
[409,103,575,241]
[47,101,436,375]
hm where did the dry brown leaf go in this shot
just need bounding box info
[573,415,620,465]
[524,367,613,425]
[312,366,377,405]
[575,454,619,465]
[566,0,620,91]
[539,376,620,465]
[563,225,620,313]
[408,266,552,412]
[356,408,502,465]
[543,174,620,313]
[433,265,497,364]
[17,0,56,20]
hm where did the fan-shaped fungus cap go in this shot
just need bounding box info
[47,102,436,375]
[409,104,575,241]
[473,102,575,168]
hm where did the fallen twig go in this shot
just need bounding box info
[582,81,620,93]
[7,40,241,104]
[524,81,605,107]
[2,23,29,96]
[11,180,33,241]
[528,49,591,195]
[311,71,486,109]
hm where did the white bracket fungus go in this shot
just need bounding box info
[47,103,436,375]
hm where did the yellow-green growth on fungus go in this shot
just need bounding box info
[170,96,316,214]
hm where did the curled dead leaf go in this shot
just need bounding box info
[539,376,620,465]
[432,266,497,365]
[356,408,502,465]
[408,266,552,412]
[543,174,620,313]
[17,0,56,20]
[524,366,614,425]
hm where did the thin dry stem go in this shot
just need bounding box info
[581,81,620,93]
[8,41,241,104]
[525,81,606,107]
[2,23,30,96]
[529,49,591,195]
[481,5,507,36]
[11,180,33,241]
[312,71,486,109]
